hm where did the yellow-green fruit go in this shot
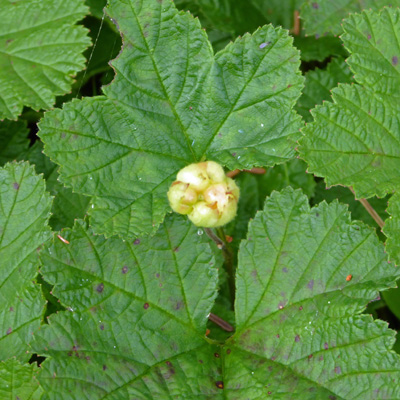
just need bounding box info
[168,161,239,227]
[189,202,220,227]
[167,182,197,215]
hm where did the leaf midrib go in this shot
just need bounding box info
[127,1,197,162]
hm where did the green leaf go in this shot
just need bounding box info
[342,8,400,98]
[33,189,400,398]
[0,359,43,400]
[231,187,400,398]
[383,193,400,265]
[24,142,91,231]
[39,0,304,238]
[0,0,91,120]
[0,162,52,362]
[299,8,400,199]
[0,120,30,165]
[33,216,222,398]
[301,0,400,36]
[296,57,353,122]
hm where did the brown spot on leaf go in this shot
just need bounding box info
[13,183,19,190]
[103,365,107,371]
[295,335,300,342]
[334,366,341,374]
[122,266,128,274]
[6,327,12,335]
[214,353,220,358]
[144,303,149,310]
[312,2,319,8]
[133,239,140,245]
[392,56,398,66]
[307,279,314,289]
[100,324,105,331]
[175,301,184,310]
[9,307,13,312]
[216,381,224,389]
[324,342,329,350]
[282,267,288,273]
[96,283,104,293]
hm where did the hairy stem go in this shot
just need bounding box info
[226,167,266,178]
[349,187,385,229]
[204,228,224,249]
[291,10,300,35]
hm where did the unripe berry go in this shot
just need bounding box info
[168,161,240,227]
[167,182,198,214]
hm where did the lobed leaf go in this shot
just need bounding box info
[0,162,52,362]
[33,216,222,399]
[300,8,400,199]
[32,188,400,398]
[230,187,400,398]
[38,0,304,238]
[342,7,400,98]
[0,0,91,120]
